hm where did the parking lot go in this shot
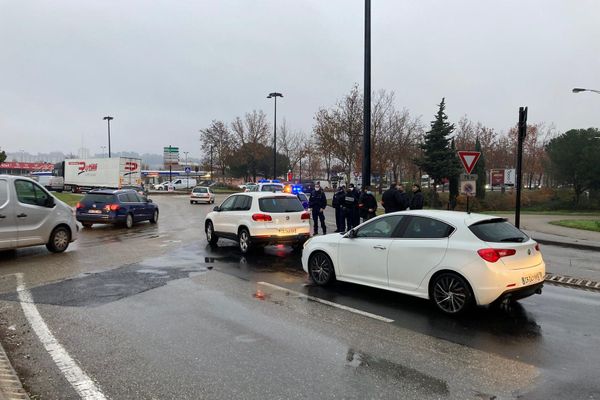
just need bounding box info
[1,194,599,399]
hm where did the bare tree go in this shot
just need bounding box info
[199,120,234,180]
[231,110,270,146]
[277,119,307,177]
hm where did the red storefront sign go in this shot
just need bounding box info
[491,169,505,186]
[0,162,54,171]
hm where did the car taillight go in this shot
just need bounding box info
[301,212,310,220]
[252,213,272,222]
[477,248,516,263]
[535,243,540,252]
[76,202,83,209]
[104,204,120,212]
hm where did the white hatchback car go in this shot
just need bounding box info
[0,175,78,253]
[302,210,545,315]
[205,192,310,254]
[190,186,215,204]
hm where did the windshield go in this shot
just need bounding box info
[193,187,208,193]
[260,184,284,192]
[469,218,529,243]
[259,197,304,213]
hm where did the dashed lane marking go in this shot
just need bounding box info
[257,281,395,323]
[15,273,108,400]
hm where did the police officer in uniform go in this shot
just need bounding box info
[309,182,327,235]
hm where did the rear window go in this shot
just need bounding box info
[82,193,116,204]
[469,218,529,243]
[298,193,308,202]
[260,184,284,192]
[259,197,304,213]
[193,187,208,193]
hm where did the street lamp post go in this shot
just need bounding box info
[103,116,114,158]
[572,87,600,95]
[267,92,283,180]
[184,151,190,189]
[362,0,371,189]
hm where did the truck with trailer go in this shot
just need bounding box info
[50,157,142,192]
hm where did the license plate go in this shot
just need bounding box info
[521,272,543,285]
[89,210,102,214]
[278,228,296,234]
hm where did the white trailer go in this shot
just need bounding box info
[63,157,141,192]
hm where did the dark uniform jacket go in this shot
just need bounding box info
[309,189,327,210]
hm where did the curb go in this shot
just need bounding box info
[544,273,600,292]
[534,237,600,252]
[0,343,29,400]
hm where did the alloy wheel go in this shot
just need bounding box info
[309,253,333,285]
[433,275,469,314]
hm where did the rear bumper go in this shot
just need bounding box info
[495,282,543,303]
[76,214,126,224]
[251,233,310,246]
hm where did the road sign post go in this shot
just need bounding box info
[458,151,481,213]
[515,107,528,228]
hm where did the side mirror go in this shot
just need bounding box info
[147,199,153,203]
[213,206,220,212]
[45,197,55,208]
[345,229,356,238]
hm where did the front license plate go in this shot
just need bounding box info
[521,272,543,285]
[278,228,296,234]
[89,210,102,214]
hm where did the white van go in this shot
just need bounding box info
[0,175,78,252]
[170,178,197,190]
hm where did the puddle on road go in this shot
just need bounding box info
[345,348,449,396]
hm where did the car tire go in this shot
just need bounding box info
[150,209,159,224]
[430,272,473,315]
[125,213,134,229]
[238,228,251,254]
[46,226,70,253]
[308,251,335,285]
[190,200,194,204]
[82,222,93,229]
[206,221,218,245]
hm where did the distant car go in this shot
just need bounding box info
[0,175,78,253]
[297,192,309,210]
[121,184,148,198]
[247,182,284,192]
[190,186,215,204]
[302,210,545,315]
[238,182,255,190]
[153,181,170,190]
[204,192,310,254]
[76,189,159,229]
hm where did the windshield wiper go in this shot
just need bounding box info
[500,237,525,242]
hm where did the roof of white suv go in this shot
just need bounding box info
[232,191,296,199]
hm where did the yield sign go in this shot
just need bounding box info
[457,151,481,174]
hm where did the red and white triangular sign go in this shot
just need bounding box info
[457,151,481,174]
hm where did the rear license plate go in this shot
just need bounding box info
[521,272,543,285]
[278,228,296,234]
[89,210,102,214]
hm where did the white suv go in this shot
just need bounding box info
[246,182,284,192]
[204,192,310,254]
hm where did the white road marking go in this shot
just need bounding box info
[15,273,108,400]
[257,281,394,323]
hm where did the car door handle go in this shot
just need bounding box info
[17,213,27,218]
[373,245,386,250]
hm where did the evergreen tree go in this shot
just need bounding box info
[0,150,6,163]
[418,98,457,207]
[474,137,486,199]
[448,139,459,209]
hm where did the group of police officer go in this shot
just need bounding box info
[308,181,424,235]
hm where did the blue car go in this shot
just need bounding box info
[76,189,159,229]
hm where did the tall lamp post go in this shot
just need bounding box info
[267,92,283,180]
[362,0,371,189]
[572,87,600,95]
[183,151,190,189]
[103,116,114,158]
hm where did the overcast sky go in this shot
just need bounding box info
[1,0,599,158]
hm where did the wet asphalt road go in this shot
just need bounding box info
[0,194,599,399]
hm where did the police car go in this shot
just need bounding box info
[246,179,285,192]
